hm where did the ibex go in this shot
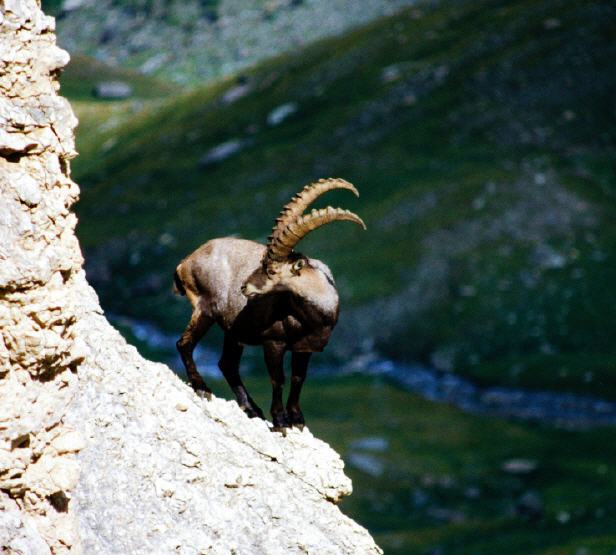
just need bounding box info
[173,178,365,431]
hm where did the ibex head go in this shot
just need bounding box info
[241,178,366,307]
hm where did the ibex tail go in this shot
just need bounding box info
[173,266,186,296]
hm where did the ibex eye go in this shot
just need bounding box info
[293,260,304,273]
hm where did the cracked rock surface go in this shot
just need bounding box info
[1,1,83,553]
[69,281,380,554]
[0,1,381,553]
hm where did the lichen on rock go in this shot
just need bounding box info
[0,2,381,553]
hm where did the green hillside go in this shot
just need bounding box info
[70,0,616,399]
[60,54,176,100]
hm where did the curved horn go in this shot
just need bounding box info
[268,178,359,242]
[267,206,366,262]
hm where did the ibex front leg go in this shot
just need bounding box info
[263,341,290,432]
[219,333,264,419]
[287,352,311,430]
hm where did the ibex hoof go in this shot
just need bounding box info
[287,408,305,429]
[241,405,264,419]
[271,410,291,433]
[271,426,288,437]
[195,389,213,401]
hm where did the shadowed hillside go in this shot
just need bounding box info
[71,0,616,399]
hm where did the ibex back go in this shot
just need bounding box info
[174,178,365,432]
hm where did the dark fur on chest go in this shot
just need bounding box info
[228,292,337,351]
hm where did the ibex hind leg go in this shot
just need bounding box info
[177,308,214,399]
[286,352,311,430]
[264,341,291,434]
[219,333,264,419]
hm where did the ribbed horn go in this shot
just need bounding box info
[267,206,366,262]
[268,178,359,243]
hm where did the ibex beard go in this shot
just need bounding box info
[173,178,365,433]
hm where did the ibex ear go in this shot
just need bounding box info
[262,257,279,277]
[291,259,305,275]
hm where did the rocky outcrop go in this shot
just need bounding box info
[54,0,416,85]
[1,1,84,552]
[0,2,381,553]
[68,288,380,554]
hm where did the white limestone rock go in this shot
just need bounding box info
[0,1,381,553]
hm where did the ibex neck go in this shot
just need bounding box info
[297,259,339,321]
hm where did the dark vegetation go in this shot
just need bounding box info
[60,54,176,100]
[56,0,616,552]
[69,0,616,399]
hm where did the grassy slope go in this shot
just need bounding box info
[61,54,177,100]
[214,374,616,555]
[62,4,616,553]
[70,0,616,399]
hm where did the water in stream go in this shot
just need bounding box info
[111,314,616,428]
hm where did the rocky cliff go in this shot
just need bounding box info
[53,0,416,85]
[0,2,381,553]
